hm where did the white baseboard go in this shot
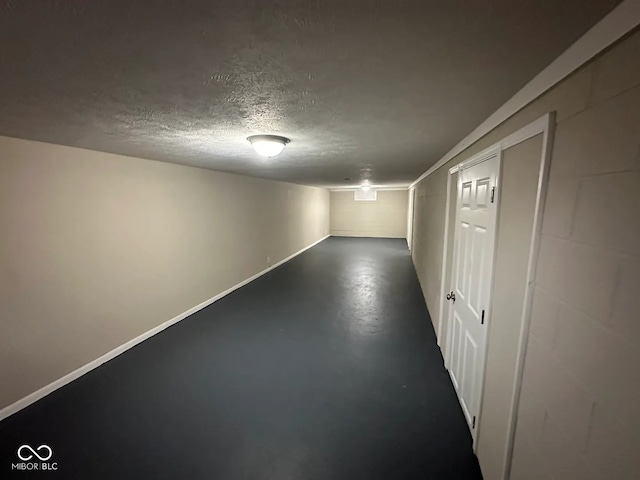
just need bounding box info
[330,233,407,239]
[0,235,330,422]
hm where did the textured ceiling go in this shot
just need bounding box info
[0,0,621,187]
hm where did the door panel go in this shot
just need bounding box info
[470,226,487,315]
[461,331,478,420]
[447,152,500,446]
[456,222,470,300]
[476,178,491,207]
[450,311,463,389]
[461,182,472,206]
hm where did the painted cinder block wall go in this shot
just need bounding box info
[330,190,408,238]
[411,29,640,480]
[0,138,330,412]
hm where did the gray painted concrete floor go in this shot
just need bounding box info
[0,237,482,479]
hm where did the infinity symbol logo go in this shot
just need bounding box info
[17,444,53,461]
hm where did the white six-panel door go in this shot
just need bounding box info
[447,151,500,445]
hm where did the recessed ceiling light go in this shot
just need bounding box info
[247,135,291,158]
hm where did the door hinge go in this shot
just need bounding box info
[472,416,476,429]
[491,187,496,203]
[481,310,485,325]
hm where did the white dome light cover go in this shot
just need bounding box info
[247,135,291,158]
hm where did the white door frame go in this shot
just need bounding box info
[439,112,556,479]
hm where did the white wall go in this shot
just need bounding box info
[0,136,330,411]
[330,189,408,238]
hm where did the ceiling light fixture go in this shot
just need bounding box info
[361,183,371,191]
[247,135,291,158]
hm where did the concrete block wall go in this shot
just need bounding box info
[411,29,640,479]
[511,31,640,480]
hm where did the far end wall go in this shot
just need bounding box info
[330,190,408,238]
